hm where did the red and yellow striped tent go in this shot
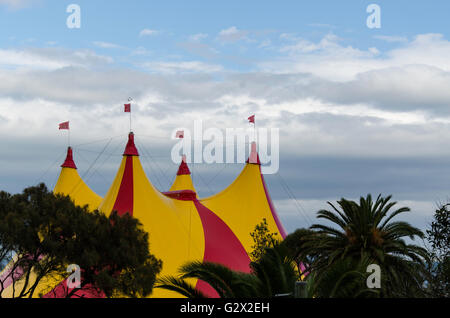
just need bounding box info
[4,132,286,298]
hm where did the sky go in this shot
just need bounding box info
[1,0,450,242]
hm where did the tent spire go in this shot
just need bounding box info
[61,147,77,169]
[177,154,191,175]
[123,132,139,156]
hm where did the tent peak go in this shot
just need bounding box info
[123,132,139,156]
[61,146,77,169]
[177,154,191,175]
[246,141,260,165]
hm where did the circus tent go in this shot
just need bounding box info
[54,147,103,210]
[4,127,287,298]
[96,132,256,297]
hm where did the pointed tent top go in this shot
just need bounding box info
[177,155,191,175]
[168,155,196,194]
[61,147,77,169]
[246,141,260,165]
[123,132,139,156]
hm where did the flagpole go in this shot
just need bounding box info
[128,97,133,133]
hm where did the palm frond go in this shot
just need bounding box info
[155,276,207,298]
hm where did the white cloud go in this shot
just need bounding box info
[0,47,113,70]
[374,35,408,43]
[92,41,123,49]
[368,47,380,55]
[189,33,208,42]
[314,65,450,114]
[387,33,450,70]
[177,41,219,59]
[131,46,152,56]
[139,29,159,37]
[219,26,239,36]
[279,33,345,54]
[141,61,224,74]
[279,33,298,41]
[307,23,335,29]
[0,0,35,9]
[259,32,450,82]
[217,26,249,43]
[258,39,271,48]
[1,33,450,224]
[0,49,67,70]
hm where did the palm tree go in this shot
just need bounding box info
[304,256,379,298]
[303,194,428,297]
[250,243,299,297]
[156,261,261,298]
[155,244,299,298]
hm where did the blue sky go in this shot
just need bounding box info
[2,0,449,72]
[1,0,450,241]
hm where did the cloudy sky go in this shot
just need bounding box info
[1,0,449,242]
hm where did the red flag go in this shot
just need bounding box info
[176,130,184,139]
[59,121,69,130]
[248,115,255,124]
[124,103,131,113]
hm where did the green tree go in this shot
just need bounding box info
[249,218,280,262]
[0,184,162,298]
[155,243,299,298]
[281,228,326,275]
[297,194,428,297]
[304,256,379,298]
[156,261,259,298]
[249,243,299,297]
[0,185,70,298]
[425,203,450,297]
